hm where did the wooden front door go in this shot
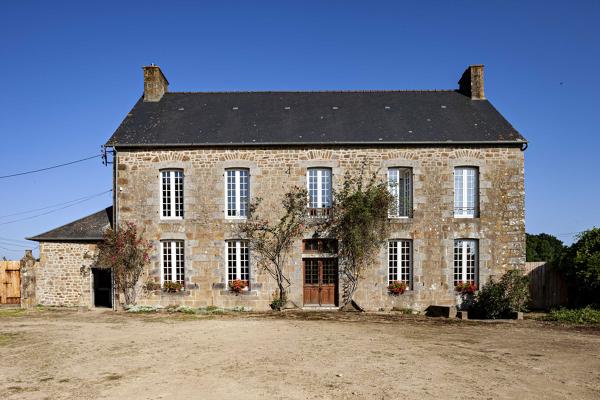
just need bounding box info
[303,258,338,306]
[0,261,21,305]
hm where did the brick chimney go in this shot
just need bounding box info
[458,65,485,100]
[143,64,169,102]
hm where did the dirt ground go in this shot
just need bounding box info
[1,309,599,400]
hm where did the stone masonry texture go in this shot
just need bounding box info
[36,242,98,307]
[114,146,525,311]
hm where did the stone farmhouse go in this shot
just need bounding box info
[27,64,526,311]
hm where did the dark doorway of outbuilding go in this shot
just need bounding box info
[92,268,112,308]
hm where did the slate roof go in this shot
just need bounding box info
[105,91,526,147]
[27,207,113,242]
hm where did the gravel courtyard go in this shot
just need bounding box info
[1,309,599,400]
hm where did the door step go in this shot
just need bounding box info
[301,305,339,311]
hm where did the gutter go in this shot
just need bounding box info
[106,140,528,149]
[26,237,104,242]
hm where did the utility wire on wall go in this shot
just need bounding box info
[0,154,102,179]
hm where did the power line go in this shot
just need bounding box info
[0,236,31,244]
[0,245,36,253]
[0,154,102,179]
[0,191,113,219]
[0,241,31,248]
[0,189,111,226]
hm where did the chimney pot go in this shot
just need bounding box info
[458,65,485,100]
[143,65,169,102]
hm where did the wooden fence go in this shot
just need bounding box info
[522,261,568,310]
[0,260,21,305]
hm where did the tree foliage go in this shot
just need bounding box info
[558,228,600,306]
[95,222,152,306]
[322,170,394,308]
[236,186,308,309]
[526,233,565,263]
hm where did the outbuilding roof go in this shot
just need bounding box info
[105,90,525,147]
[27,207,113,242]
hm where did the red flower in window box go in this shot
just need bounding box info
[163,281,183,293]
[388,281,408,296]
[455,281,477,295]
[228,279,247,294]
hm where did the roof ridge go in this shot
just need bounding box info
[166,89,457,94]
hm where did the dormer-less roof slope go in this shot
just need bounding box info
[27,207,113,242]
[105,90,525,147]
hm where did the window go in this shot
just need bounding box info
[161,170,184,218]
[161,241,185,285]
[302,239,338,254]
[388,240,412,287]
[453,239,478,286]
[307,168,332,217]
[227,240,250,287]
[454,167,478,217]
[388,167,413,217]
[226,169,249,218]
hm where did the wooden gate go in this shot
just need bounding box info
[522,262,568,309]
[0,261,21,305]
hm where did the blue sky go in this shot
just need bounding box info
[1,1,599,258]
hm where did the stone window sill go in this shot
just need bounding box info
[154,290,191,297]
[388,217,413,223]
[218,290,259,297]
[212,282,262,291]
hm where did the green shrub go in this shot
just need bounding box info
[270,298,285,310]
[544,306,600,324]
[471,269,529,319]
[125,305,164,313]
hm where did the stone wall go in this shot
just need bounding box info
[115,146,525,311]
[36,242,98,307]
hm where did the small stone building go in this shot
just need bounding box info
[27,207,113,308]
[28,64,526,311]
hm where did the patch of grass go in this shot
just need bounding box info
[103,373,123,381]
[197,306,226,315]
[0,308,25,318]
[0,332,21,346]
[391,307,418,315]
[543,306,600,325]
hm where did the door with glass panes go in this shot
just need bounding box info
[303,258,338,306]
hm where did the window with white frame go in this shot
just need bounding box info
[307,168,332,215]
[454,167,478,217]
[161,241,185,285]
[161,170,184,218]
[388,240,412,287]
[226,168,249,218]
[388,167,413,217]
[453,239,478,286]
[227,240,250,286]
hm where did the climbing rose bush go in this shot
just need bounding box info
[96,222,152,305]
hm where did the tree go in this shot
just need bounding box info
[95,222,152,306]
[526,233,565,263]
[558,228,600,306]
[322,171,394,309]
[236,186,308,309]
